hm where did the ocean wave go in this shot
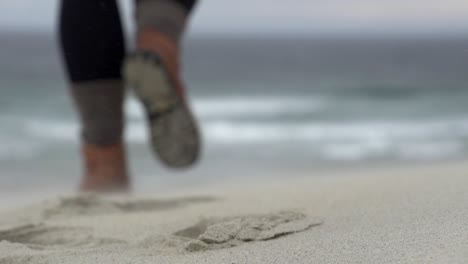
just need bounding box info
[125,96,328,120]
[1,117,467,162]
[0,134,43,160]
[203,119,468,143]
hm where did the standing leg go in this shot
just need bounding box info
[59,0,130,191]
[123,0,201,168]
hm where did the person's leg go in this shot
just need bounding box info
[59,0,130,191]
[135,0,197,42]
[123,0,201,168]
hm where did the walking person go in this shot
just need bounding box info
[59,0,201,192]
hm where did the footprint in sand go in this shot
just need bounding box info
[41,194,217,219]
[141,211,323,253]
[0,223,124,250]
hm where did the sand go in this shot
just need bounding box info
[1,161,468,263]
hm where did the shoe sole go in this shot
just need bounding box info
[123,51,200,168]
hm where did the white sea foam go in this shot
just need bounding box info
[25,120,78,141]
[125,96,328,120]
[202,119,468,143]
[1,115,467,162]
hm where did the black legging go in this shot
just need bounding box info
[59,0,196,83]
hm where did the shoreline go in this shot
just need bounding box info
[1,157,467,209]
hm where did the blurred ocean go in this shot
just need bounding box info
[1,32,468,190]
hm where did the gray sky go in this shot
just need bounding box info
[0,0,467,35]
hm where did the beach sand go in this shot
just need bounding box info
[1,161,467,263]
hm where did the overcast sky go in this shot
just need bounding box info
[0,0,467,35]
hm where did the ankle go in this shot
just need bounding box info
[80,143,130,192]
[135,28,185,97]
